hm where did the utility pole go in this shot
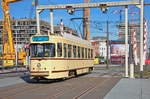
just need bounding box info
[140,0,144,78]
[125,6,129,77]
[83,0,90,40]
[32,0,38,6]
[35,0,41,35]
[106,21,110,69]
[50,10,54,34]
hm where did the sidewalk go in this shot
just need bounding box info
[104,78,150,99]
[0,77,25,87]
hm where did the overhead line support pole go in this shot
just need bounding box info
[36,9,40,35]
[37,1,140,10]
[83,0,90,40]
[106,21,110,69]
[140,0,144,78]
[50,9,54,34]
[125,6,129,77]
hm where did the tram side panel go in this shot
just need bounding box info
[67,59,93,75]
[50,59,68,79]
[30,59,69,79]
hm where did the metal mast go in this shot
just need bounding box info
[140,0,144,78]
[83,0,90,40]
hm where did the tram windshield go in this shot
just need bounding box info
[30,43,55,57]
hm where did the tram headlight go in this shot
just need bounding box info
[37,63,41,68]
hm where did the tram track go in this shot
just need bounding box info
[0,83,30,92]
[0,70,121,99]
[0,83,47,98]
[51,77,95,98]
[0,77,101,99]
[73,77,116,99]
[1,78,81,99]
[50,77,111,99]
[0,78,61,98]
[1,79,70,98]
[4,85,49,99]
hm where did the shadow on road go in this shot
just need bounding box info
[20,75,68,84]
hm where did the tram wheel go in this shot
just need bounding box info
[89,67,93,72]
[69,70,76,77]
[34,77,40,83]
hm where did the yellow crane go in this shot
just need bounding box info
[1,0,25,66]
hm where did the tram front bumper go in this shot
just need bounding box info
[30,71,49,76]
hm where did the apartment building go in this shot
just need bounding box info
[0,18,77,48]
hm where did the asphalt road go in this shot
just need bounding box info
[0,64,123,99]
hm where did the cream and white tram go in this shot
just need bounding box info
[29,33,94,79]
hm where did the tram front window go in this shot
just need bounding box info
[31,43,55,57]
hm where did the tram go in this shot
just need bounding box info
[29,33,94,79]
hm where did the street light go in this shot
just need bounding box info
[66,6,75,15]
[100,4,108,13]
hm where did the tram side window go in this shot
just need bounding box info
[82,47,84,59]
[30,44,37,57]
[68,44,72,58]
[85,48,87,58]
[88,49,90,58]
[30,43,55,57]
[64,43,67,58]
[48,43,55,57]
[57,43,62,57]
[73,46,76,58]
[91,49,93,58]
[45,45,50,57]
[78,46,80,58]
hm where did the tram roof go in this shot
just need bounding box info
[62,32,91,46]
[31,32,92,46]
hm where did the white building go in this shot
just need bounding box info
[99,41,107,59]
[91,37,107,59]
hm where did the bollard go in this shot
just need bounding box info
[130,63,134,78]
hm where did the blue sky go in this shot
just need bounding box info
[0,0,150,40]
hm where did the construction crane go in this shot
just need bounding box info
[1,0,27,66]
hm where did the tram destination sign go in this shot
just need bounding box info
[32,36,49,41]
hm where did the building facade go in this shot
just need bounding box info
[91,37,107,59]
[110,40,125,64]
[117,22,141,59]
[0,19,50,45]
[0,18,77,49]
[117,22,140,41]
